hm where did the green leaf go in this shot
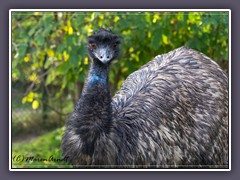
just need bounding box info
[35,35,45,46]
[69,81,74,90]
[69,53,79,67]
[57,61,71,74]
[56,44,65,53]
[28,27,36,36]
[43,16,54,27]
[151,30,162,50]
[46,70,56,85]
[43,25,52,35]
[62,74,68,89]
[18,44,27,59]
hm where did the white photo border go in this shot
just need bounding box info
[9,9,231,171]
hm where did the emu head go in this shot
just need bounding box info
[87,28,121,64]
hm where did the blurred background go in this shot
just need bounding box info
[11,11,229,168]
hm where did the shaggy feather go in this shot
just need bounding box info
[62,29,228,168]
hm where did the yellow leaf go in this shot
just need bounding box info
[122,67,128,73]
[34,12,41,16]
[22,97,27,104]
[68,26,73,35]
[91,12,95,21]
[27,92,34,102]
[32,100,39,110]
[129,47,134,53]
[99,15,104,20]
[98,19,103,27]
[29,73,37,81]
[84,57,88,65]
[162,34,169,45]
[63,26,68,32]
[122,30,131,35]
[153,14,160,23]
[114,16,120,22]
[85,24,93,36]
[24,54,30,62]
[47,49,54,57]
[63,51,69,61]
[12,73,17,80]
[148,32,152,39]
[117,79,124,89]
[43,160,50,164]
[67,20,71,27]
[55,92,61,98]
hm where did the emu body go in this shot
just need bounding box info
[61,29,228,168]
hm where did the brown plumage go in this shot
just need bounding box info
[62,29,228,168]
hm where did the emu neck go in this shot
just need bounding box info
[87,61,109,87]
[75,59,112,140]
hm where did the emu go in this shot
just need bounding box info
[61,28,228,168]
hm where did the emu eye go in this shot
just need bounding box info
[89,43,96,49]
[113,43,118,49]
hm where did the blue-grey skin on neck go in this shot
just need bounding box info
[87,61,109,88]
[89,75,107,85]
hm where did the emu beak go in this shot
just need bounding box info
[97,48,112,64]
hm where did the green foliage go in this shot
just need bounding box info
[12,11,229,111]
[12,127,72,168]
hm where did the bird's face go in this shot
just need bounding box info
[87,29,121,64]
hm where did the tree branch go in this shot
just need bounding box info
[42,101,69,116]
